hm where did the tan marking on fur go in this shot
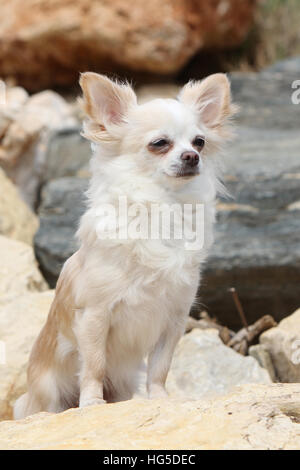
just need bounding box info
[147,140,173,156]
[27,251,82,381]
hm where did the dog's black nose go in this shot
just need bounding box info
[180,151,199,167]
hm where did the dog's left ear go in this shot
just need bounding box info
[179,74,234,129]
[80,72,137,127]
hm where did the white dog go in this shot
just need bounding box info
[14,72,235,419]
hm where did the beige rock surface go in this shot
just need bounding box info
[0,235,48,305]
[0,168,38,245]
[166,329,271,398]
[0,384,299,449]
[260,309,300,382]
[0,0,256,90]
[0,290,54,420]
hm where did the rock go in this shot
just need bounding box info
[34,177,88,286]
[230,70,300,130]
[165,329,271,399]
[0,86,78,207]
[263,56,300,74]
[0,86,28,138]
[249,344,277,383]
[0,291,54,420]
[0,0,256,91]
[1,384,300,449]
[260,309,300,383]
[43,128,91,182]
[0,235,48,305]
[198,64,300,328]
[0,168,38,245]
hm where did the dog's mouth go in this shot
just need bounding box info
[163,166,200,179]
[175,168,200,178]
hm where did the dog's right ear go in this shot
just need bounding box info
[79,73,137,127]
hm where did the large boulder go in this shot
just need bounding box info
[0,235,48,305]
[0,168,38,245]
[0,0,256,91]
[260,308,300,383]
[0,291,54,420]
[201,125,300,328]
[1,384,300,449]
[166,329,271,399]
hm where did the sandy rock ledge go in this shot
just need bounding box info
[0,384,300,450]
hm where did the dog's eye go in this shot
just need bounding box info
[193,136,205,150]
[150,139,169,148]
[148,138,172,154]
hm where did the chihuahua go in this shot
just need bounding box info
[14,72,235,418]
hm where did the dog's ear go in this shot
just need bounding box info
[179,74,234,129]
[79,72,137,126]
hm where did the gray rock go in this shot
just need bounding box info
[230,70,299,130]
[34,177,88,286]
[263,56,300,74]
[43,127,91,182]
[199,128,300,329]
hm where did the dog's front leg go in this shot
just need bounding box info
[76,308,110,408]
[147,324,184,399]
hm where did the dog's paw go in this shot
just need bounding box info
[79,397,106,408]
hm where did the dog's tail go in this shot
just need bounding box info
[13,393,29,420]
[13,392,42,420]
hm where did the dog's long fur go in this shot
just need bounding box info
[14,73,235,419]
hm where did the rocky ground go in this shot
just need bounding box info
[1,385,300,449]
[0,56,300,449]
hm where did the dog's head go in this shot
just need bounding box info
[80,73,235,183]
